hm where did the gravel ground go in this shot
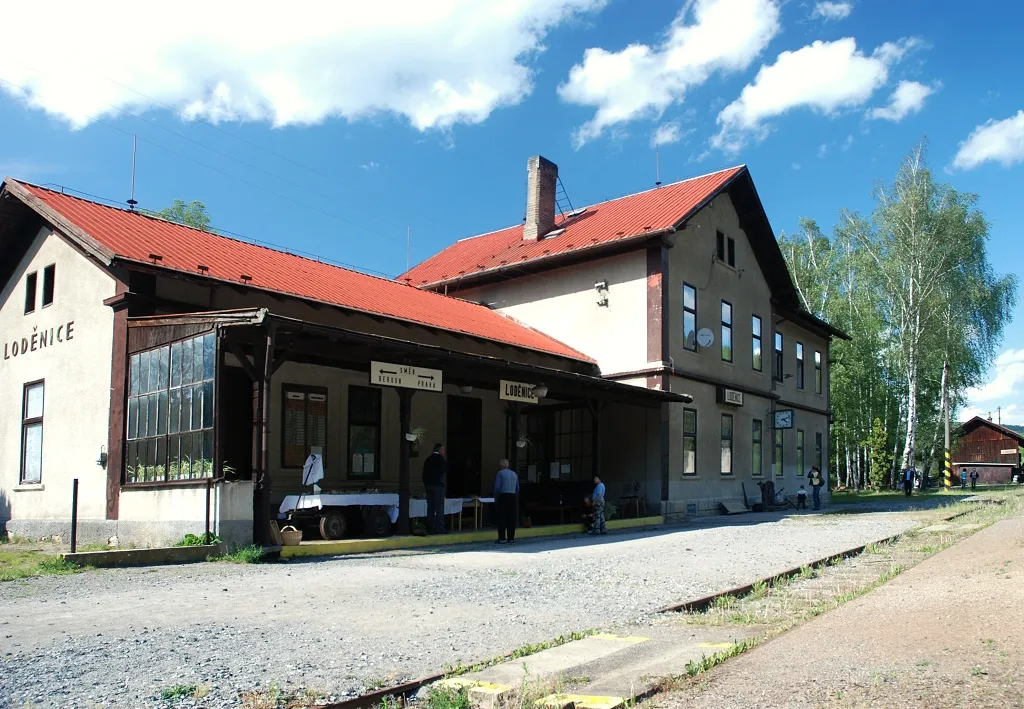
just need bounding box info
[649,511,1024,708]
[0,512,915,708]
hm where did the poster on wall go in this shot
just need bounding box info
[352,454,364,474]
[550,462,560,479]
[527,464,537,482]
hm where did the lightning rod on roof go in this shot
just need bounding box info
[127,133,138,211]
[655,146,662,187]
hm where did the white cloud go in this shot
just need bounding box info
[817,143,829,158]
[811,2,853,20]
[558,0,781,147]
[965,349,1024,407]
[0,1,605,131]
[359,161,380,171]
[652,121,685,147]
[711,37,919,153]
[952,110,1024,170]
[791,162,801,170]
[869,80,937,121]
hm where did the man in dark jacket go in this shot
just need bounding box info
[422,443,447,534]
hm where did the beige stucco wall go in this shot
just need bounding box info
[455,250,650,376]
[0,227,116,523]
[118,480,254,545]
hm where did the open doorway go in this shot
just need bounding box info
[446,395,482,496]
[219,366,253,479]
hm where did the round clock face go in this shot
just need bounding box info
[696,328,714,348]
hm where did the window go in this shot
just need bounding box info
[721,414,733,475]
[815,432,823,471]
[716,230,725,261]
[752,315,762,371]
[24,271,37,314]
[773,331,784,381]
[796,342,805,389]
[42,265,55,307]
[127,333,216,482]
[20,381,44,483]
[347,386,381,479]
[727,237,736,268]
[683,408,697,475]
[752,419,763,477]
[507,406,594,481]
[721,301,733,362]
[282,384,328,469]
[683,284,697,351]
[815,351,823,394]
[797,429,805,476]
[774,429,784,477]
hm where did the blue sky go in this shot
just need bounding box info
[1,0,1022,420]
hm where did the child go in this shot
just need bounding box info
[796,485,808,510]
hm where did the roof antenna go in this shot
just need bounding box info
[655,146,662,187]
[127,133,138,211]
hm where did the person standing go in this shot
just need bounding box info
[960,468,968,490]
[590,475,607,535]
[809,466,825,510]
[903,467,914,497]
[493,458,520,544]
[422,443,447,534]
[970,468,979,491]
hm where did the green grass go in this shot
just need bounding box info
[160,684,201,700]
[830,488,976,504]
[175,532,222,547]
[0,550,85,582]
[211,545,264,564]
[444,629,598,677]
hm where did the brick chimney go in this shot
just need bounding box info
[523,155,558,241]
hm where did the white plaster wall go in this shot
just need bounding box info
[119,480,253,523]
[458,251,649,376]
[0,227,115,523]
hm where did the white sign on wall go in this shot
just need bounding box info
[500,379,538,404]
[370,361,443,391]
[1000,448,1017,455]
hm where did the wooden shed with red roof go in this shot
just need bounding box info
[951,416,1023,485]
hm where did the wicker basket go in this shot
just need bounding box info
[280,525,302,546]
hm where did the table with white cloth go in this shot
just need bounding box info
[461,497,495,530]
[279,493,464,526]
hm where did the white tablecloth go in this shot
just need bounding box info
[279,493,464,524]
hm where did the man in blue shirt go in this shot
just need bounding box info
[590,475,607,535]
[493,459,520,544]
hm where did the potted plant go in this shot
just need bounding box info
[406,426,427,457]
[515,434,531,449]
[521,516,533,528]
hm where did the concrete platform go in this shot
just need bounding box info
[279,516,664,559]
[62,542,228,567]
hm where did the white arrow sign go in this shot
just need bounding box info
[370,361,443,391]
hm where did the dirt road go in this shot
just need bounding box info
[651,513,1024,708]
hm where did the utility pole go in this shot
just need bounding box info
[943,359,952,488]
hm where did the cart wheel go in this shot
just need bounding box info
[320,510,347,540]
[366,509,392,538]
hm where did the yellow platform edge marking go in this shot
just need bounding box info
[589,633,649,643]
[280,517,664,558]
[436,679,511,693]
[535,694,625,709]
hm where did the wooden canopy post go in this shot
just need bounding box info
[397,388,415,535]
[252,324,275,546]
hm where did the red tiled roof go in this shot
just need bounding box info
[401,166,745,287]
[7,180,593,363]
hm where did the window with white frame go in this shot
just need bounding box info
[20,381,44,483]
[721,301,733,362]
[752,315,762,371]
[796,342,805,389]
[721,414,733,475]
[752,419,763,477]
[797,429,805,476]
[683,408,697,475]
[815,351,823,394]
[683,284,697,351]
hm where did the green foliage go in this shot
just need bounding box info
[145,199,211,231]
[175,533,221,547]
[160,684,198,700]
[212,545,265,564]
[423,686,471,709]
[866,418,890,489]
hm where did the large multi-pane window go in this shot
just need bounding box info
[349,386,380,479]
[282,384,328,468]
[683,408,697,475]
[127,332,216,482]
[506,406,594,482]
[774,429,784,477]
[796,342,805,389]
[815,351,823,394]
[773,332,784,381]
[752,419,763,477]
[752,315,762,371]
[721,301,733,362]
[721,414,733,475]
[20,381,44,484]
[797,429,805,476]
[683,284,697,351]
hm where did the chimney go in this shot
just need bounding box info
[523,155,558,241]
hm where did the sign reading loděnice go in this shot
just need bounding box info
[370,361,443,391]
[3,321,76,362]
[1000,448,1017,455]
[500,379,538,404]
